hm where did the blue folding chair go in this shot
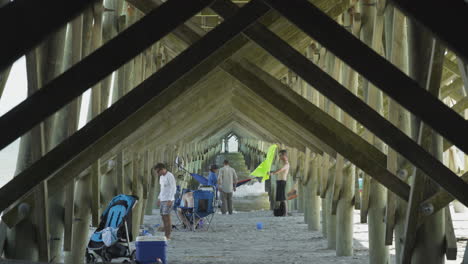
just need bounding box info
[191,188,216,231]
[176,187,217,231]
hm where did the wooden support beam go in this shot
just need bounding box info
[0,0,95,70]
[0,221,6,257]
[419,171,468,222]
[91,159,101,227]
[401,38,446,264]
[456,57,468,95]
[445,207,457,260]
[261,0,468,156]
[34,182,50,262]
[132,154,139,196]
[444,58,460,76]
[215,0,468,206]
[0,0,270,213]
[390,0,468,62]
[230,89,330,154]
[0,0,214,151]
[440,78,463,99]
[127,0,205,45]
[360,175,371,223]
[116,152,124,194]
[400,169,425,263]
[222,58,410,201]
[452,97,468,115]
[63,181,74,251]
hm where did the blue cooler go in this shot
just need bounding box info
[135,236,167,264]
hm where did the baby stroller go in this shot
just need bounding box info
[86,194,138,263]
[178,186,216,231]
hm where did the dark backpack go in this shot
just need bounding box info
[273,201,286,217]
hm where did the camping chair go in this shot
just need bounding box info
[190,187,216,231]
[176,186,217,231]
[173,187,191,229]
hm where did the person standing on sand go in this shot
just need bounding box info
[270,149,290,216]
[154,163,176,240]
[218,160,238,215]
[208,164,219,187]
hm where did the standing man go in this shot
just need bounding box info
[218,160,238,215]
[154,163,176,240]
[270,150,290,216]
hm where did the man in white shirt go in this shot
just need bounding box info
[270,150,290,216]
[218,160,238,215]
[154,163,176,240]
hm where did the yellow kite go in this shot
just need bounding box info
[250,144,278,181]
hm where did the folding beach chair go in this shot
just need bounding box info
[177,187,216,231]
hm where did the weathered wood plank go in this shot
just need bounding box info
[63,181,74,251]
[0,0,270,213]
[0,0,213,151]
[0,0,95,70]
[34,182,50,262]
[360,175,370,223]
[445,207,457,260]
[262,0,468,155]
[91,160,101,227]
[116,152,124,194]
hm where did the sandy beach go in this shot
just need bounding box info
[143,210,368,264]
[141,207,467,264]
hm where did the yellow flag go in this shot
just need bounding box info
[250,144,277,181]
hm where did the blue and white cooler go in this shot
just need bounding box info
[135,236,167,264]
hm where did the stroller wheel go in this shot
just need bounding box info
[101,250,113,263]
[85,252,96,264]
[123,250,137,264]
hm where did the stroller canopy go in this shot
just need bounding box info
[100,194,138,228]
[88,194,138,249]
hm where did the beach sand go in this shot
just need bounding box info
[141,207,468,264]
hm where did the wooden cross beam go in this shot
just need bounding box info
[390,0,468,63]
[0,0,96,71]
[261,0,468,156]
[419,171,468,223]
[3,29,251,222]
[222,58,410,201]
[456,57,468,95]
[0,0,213,152]
[241,0,468,206]
[0,0,271,213]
